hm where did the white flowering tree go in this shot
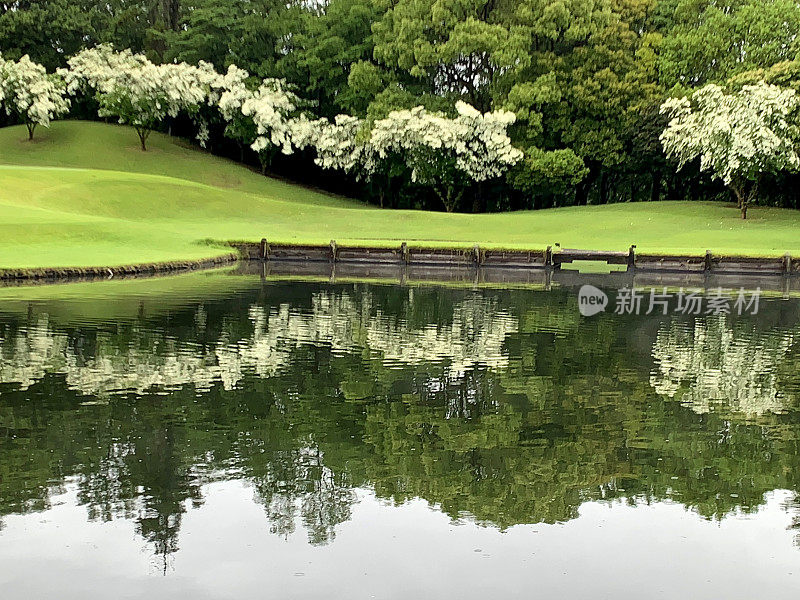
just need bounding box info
[0,54,70,140]
[215,64,257,159]
[370,102,522,212]
[313,114,407,207]
[660,82,800,219]
[314,115,376,176]
[218,75,319,173]
[167,60,224,149]
[64,45,219,151]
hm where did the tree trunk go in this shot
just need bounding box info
[599,171,609,204]
[472,181,485,213]
[731,183,744,213]
[575,167,597,205]
[575,180,590,206]
[650,172,661,203]
[438,187,461,213]
[730,179,754,220]
[26,122,36,141]
[136,128,149,151]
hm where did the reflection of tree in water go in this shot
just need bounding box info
[2,284,800,561]
[0,289,517,396]
[247,445,356,545]
[651,316,797,416]
[780,492,800,548]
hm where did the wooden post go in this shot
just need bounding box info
[784,253,792,276]
[704,250,713,272]
[260,238,268,261]
[472,244,481,266]
[330,240,338,263]
[545,246,552,267]
[627,245,636,271]
[400,242,410,264]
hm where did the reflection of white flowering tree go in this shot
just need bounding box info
[0,292,517,397]
[650,317,796,416]
[0,54,69,140]
[660,82,800,219]
[369,102,522,212]
[220,292,518,383]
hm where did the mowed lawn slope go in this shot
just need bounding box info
[2,120,800,270]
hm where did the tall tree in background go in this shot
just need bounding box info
[658,0,800,87]
[0,0,102,70]
[166,0,298,78]
[277,0,382,117]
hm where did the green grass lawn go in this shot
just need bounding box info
[2,120,800,270]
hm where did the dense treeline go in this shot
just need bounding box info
[2,0,800,211]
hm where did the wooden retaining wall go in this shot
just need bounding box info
[0,253,239,281]
[231,241,799,277]
[237,260,800,296]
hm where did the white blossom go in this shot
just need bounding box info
[239,79,303,155]
[368,101,522,210]
[216,72,318,166]
[64,45,223,150]
[313,114,378,178]
[0,53,70,139]
[216,64,253,121]
[660,82,800,217]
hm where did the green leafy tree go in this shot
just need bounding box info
[277,0,381,116]
[0,0,101,70]
[659,0,800,87]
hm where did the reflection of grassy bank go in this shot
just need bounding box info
[5,122,800,273]
[0,267,260,323]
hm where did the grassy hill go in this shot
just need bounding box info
[2,120,800,270]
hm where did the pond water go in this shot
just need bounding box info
[2,273,800,599]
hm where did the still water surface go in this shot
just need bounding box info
[2,272,800,598]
